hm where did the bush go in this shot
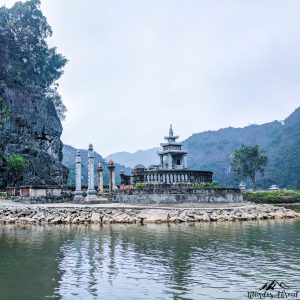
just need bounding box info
[6,154,27,186]
[0,192,7,198]
[192,181,221,189]
[135,183,145,190]
[243,190,300,204]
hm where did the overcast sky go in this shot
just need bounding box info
[2,0,300,156]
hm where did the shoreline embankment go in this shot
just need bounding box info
[0,202,299,225]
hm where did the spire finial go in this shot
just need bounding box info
[169,124,173,137]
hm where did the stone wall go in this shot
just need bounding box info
[111,187,243,204]
[0,204,298,225]
[9,185,74,204]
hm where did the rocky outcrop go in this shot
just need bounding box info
[0,205,298,225]
[0,86,68,187]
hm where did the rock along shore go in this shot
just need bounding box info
[0,204,299,225]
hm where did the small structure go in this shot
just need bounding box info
[269,184,280,190]
[239,181,247,191]
[120,125,213,186]
[14,185,74,203]
[6,187,16,197]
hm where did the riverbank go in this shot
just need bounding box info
[0,202,299,225]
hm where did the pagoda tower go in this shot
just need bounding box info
[158,125,187,170]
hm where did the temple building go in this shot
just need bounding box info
[120,125,213,186]
[158,125,187,170]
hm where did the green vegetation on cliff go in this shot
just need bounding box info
[0,0,67,119]
[6,154,26,186]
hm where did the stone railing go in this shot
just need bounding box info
[131,169,213,184]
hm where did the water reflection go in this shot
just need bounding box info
[0,220,300,300]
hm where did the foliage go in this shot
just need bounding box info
[0,96,10,127]
[135,183,146,190]
[231,145,268,191]
[6,154,27,186]
[45,86,67,121]
[243,190,300,204]
[192,181,220,189]
[0,0,67,119]
[0,191,7,197]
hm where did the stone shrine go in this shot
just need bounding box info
[120,125,213,186]
[158,124,187,170]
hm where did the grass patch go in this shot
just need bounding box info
[243,190,300,204]
[135,183,146,190]
[192,182,221,189]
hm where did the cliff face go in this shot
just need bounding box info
[0,86,68,187]
[0,1,68,188]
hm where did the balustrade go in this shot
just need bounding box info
[131,169,213,185]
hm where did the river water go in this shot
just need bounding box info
[0,209,300,299]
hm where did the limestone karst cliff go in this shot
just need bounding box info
[0,0,68,188]
[0,86,68,187]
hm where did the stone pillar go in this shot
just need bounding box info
[166,173,170,184]
[74,150,84,201]
[108,160,116,192]
[168,153,172,170]
[97,162,104,195]
[160,155,163,169]
[239,181,246,191]
[86,144,97,201]
[183,155,187,169]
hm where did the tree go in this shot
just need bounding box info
[6,154,27,186]
[0,0,67,118]
[231,145,268,191]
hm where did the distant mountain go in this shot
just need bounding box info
[184,107,300,189]
[104,107,300,189]
[105,147,160,168]
[62,145,131,186]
